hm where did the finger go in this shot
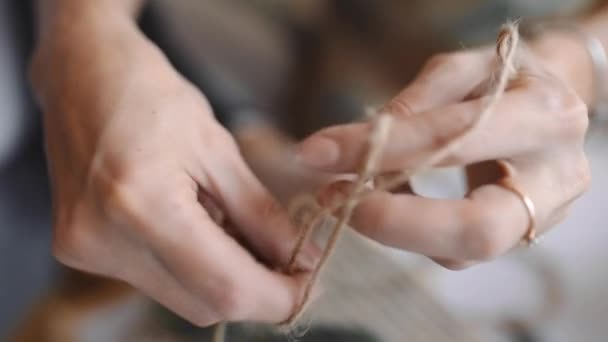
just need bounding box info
[341,155,584,261]
[382,50,493,116]
[205,155,320,272]
[348,185,528,261]
[116,241,221,327]
[142,187,309,323]
[296,83,563,173]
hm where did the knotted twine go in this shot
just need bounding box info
[214,22,521,342]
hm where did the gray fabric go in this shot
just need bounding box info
[0,1,34,169]
[0,144,55,339]
[0,1,55,338]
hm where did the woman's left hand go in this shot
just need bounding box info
[294,42,591,269]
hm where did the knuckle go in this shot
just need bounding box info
[210,280,248,320]
[461,209,504,260]
[540,85,589,141]
[99,170,145,224]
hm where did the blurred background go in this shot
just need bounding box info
[2,0,608,341]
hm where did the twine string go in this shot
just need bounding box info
[283,22,521,327]
[213,22,522,341]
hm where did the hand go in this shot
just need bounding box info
[295,44,590,269]
[32,15,315,326]
[235,124,338,204]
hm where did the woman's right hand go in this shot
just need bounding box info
[31,5,315,326]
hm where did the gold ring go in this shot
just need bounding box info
[499,178,538,246]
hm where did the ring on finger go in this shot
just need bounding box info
[498,178,539,246]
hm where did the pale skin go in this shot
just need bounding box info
[33,0,318,327]
[298,19,607,268]
[33,0,604,327]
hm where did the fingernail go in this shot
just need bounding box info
[317,181,354,209]
[295,136,339,169]
[295,244,321,272]
[298,251,316,272]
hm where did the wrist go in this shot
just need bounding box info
[31,4,166,111]
[36,0,142,30]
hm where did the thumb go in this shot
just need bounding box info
[207,155,320,272]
